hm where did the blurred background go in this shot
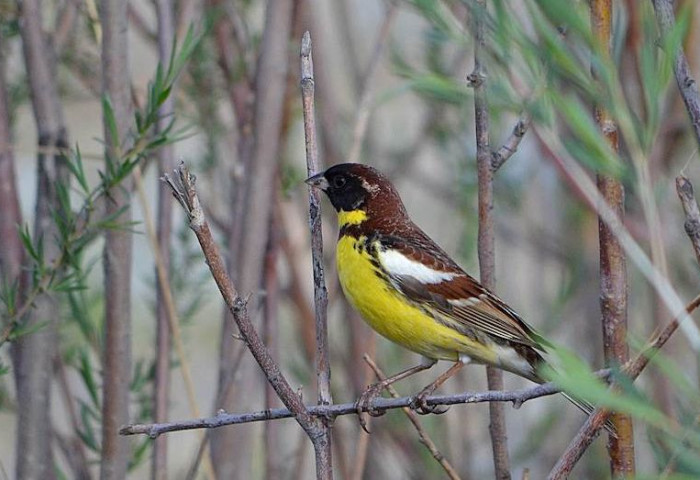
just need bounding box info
[1,0,700,478]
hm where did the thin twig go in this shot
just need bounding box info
[547,291,700,479]
[160,163,315,426]
[153,0,176,477]
[469,0,511,478]
[121,378,569,436]
[491,112,531,172]
[364,356,461,480]
[651,0,700,148]
[676,175,700,265]
[159,163,337,479]
[301,30,334,480]
[132,166,215,479]
[535,125,700,348]
[264,205,282,480]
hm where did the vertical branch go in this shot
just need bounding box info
[651,0,700,148]
[208,0,256,474]
[100,0,133,477]
[210,0,293,477]
[15,0,69,477]
[468,1,511,478]
[153,0,176,478]
[264,208,281,480]
[0,53,23,304]
[676,175,700,264]
[590,1,635,475]
[301,31,334,480]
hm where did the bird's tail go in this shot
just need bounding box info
[561,392,617,437]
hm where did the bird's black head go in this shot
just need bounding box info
[305,163,408,216]
[305,163,371,212]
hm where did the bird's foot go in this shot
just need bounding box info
[410,386,450,415]
[355,383,387,433]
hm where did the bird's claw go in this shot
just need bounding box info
[355,383,387,433]
[411,389,450,415]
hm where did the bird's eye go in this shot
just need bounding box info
[332,175,347,188]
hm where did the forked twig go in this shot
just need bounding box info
[364,356,461,480]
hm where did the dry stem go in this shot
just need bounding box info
[364,356,461,480]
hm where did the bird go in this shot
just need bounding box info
[305,162,591,425]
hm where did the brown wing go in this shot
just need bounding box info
[375,229,543,350]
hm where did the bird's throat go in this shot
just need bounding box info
[338,209,368,227]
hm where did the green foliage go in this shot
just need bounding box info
[541,346,664,425]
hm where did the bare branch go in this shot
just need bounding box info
[210,0,292,475]
[364,356,461,480]
[100,0,133,476]
[121,379,567,437]
[301,30,333,480]
[651,0,700,148]
[469,1,511,477]
[491,112,531,172]
[591,0,635,474]
[15,0,69,475]
[547,292,700,479]
[0,50,24,316]
[676,175,700,265]
[153,0,177,477]
[160,162,322,433]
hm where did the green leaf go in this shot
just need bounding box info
[65,145,90,194]
[541,346,669,428]
[10,319,50,341]
[78,350,100,408]
[551,91,626,176]
[102,95,119,148]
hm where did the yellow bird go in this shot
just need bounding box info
[306,162,583,419]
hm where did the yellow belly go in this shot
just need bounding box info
[336,235,496,362]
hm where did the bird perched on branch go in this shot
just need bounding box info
[306,162,589,425]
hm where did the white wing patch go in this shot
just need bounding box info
[378,249,459,284]
[449,296,484,307]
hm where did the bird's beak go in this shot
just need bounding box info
[305,171,329,190]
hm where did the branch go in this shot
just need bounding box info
[364,356,461,480]
[676,175,700,265]
[651,0,700,149]
[547,291,700,479]
[100,0,133,476]
[491,112,531,172]
[121,379,567,437]
[469,1,511,477]
[591,0,635,475]
[152,0,177,477]
[301,30,333,480]
[160,163,319,436]
[15,0,69,476]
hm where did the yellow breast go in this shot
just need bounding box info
[336,235,484,361]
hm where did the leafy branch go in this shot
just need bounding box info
[0,27,200,351]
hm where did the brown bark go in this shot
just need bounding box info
[301,31,333,480]
[652,0,700,149]
[209,0,294,477]
[591,1,635,476]
[152,0,176,478]
[470,1,511,478]
[14,0,69,477]
[100,0,134,477]
[0,51,23,301]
